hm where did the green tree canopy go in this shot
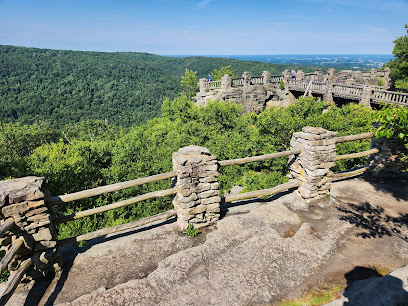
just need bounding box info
[180,68,198,98]
[211,65,238,80]
[387,24,408,83]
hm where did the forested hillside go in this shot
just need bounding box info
[0,45,319,127]
[1,97,377,240]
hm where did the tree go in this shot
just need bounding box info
[387,24,408,84]
[180,68,198,98]
[211,65,238,81]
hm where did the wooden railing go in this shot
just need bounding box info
[49,172,178,247]
[48,132,377,246]
[0,129,386,304]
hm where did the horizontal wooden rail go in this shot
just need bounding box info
[219,149,302,167]
[0,218,14,239]
[47,171,176,206]
[223,180,301,203]
[0,258,33,306]
[331,165,371,181]
[55,188,177,224]
[335,132,373,143]
[58,209,177,247]
[0,237,24,273]
[335,148,379,161]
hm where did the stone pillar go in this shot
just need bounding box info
[282,70,290,83]
[242,72,251,86]
[262,71,271,86]
[172,146,221,231]
[221,74,232,90]
[369,131,408,179]
[324,68,335,104]
[282,70,290,93]
[384,67,391,88]
[289,127,337,203]
[314,69,322,81]
[199,78,207,93]
[0,177,62,280]
[370,68,377,84]
[296,70,305,81]
[360,85,373,107]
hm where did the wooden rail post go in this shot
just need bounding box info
[0,177,62,288]
[172,145,221,231]
[288,127,338,203]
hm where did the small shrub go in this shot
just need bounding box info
[279,81,285,90]
[186,223,200,237]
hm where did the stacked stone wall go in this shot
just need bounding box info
[0,177,62,280]
[172,146,221,231]
[289,127,337,203]
[369,136,408,179]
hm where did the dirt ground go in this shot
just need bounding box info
[6,176,408,305]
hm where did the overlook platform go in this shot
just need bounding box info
[8,176,408,305]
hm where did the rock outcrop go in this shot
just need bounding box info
[194,85,296,113]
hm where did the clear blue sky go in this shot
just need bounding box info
[0,0,407,55]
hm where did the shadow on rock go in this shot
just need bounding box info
[364,173,408,202]
[342,266,408,305]
[338,202,408,242]
[23,218,176,306]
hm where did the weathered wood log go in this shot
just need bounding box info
[55,188,177,224]
[219,149,302,167]
[47,171,176,206]
[335,132,373,143]
[331,165,371,180]
[335,148,379,161]
[0,258,33,306]
[223,180,301,203]
[0,218,14,239]
[58,209,177,247]
[0,237,24,273]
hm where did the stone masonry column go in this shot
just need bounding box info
[0,177,62,280]
[289,127,337,203]
[314,69,323,81]
[370,68,377,84]
[282,70,290,93]
[324,68,335,104]
[199,78,207,93]
[368,130,408,179]
[296,70,305,81]
[242,72,251,86]
[262,71,271,86]
[360,85,373,107]
[172,145,221,231]
[221,74,232,90]
[384,67,391,88]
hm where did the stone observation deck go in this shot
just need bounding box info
[197,67,408,108]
